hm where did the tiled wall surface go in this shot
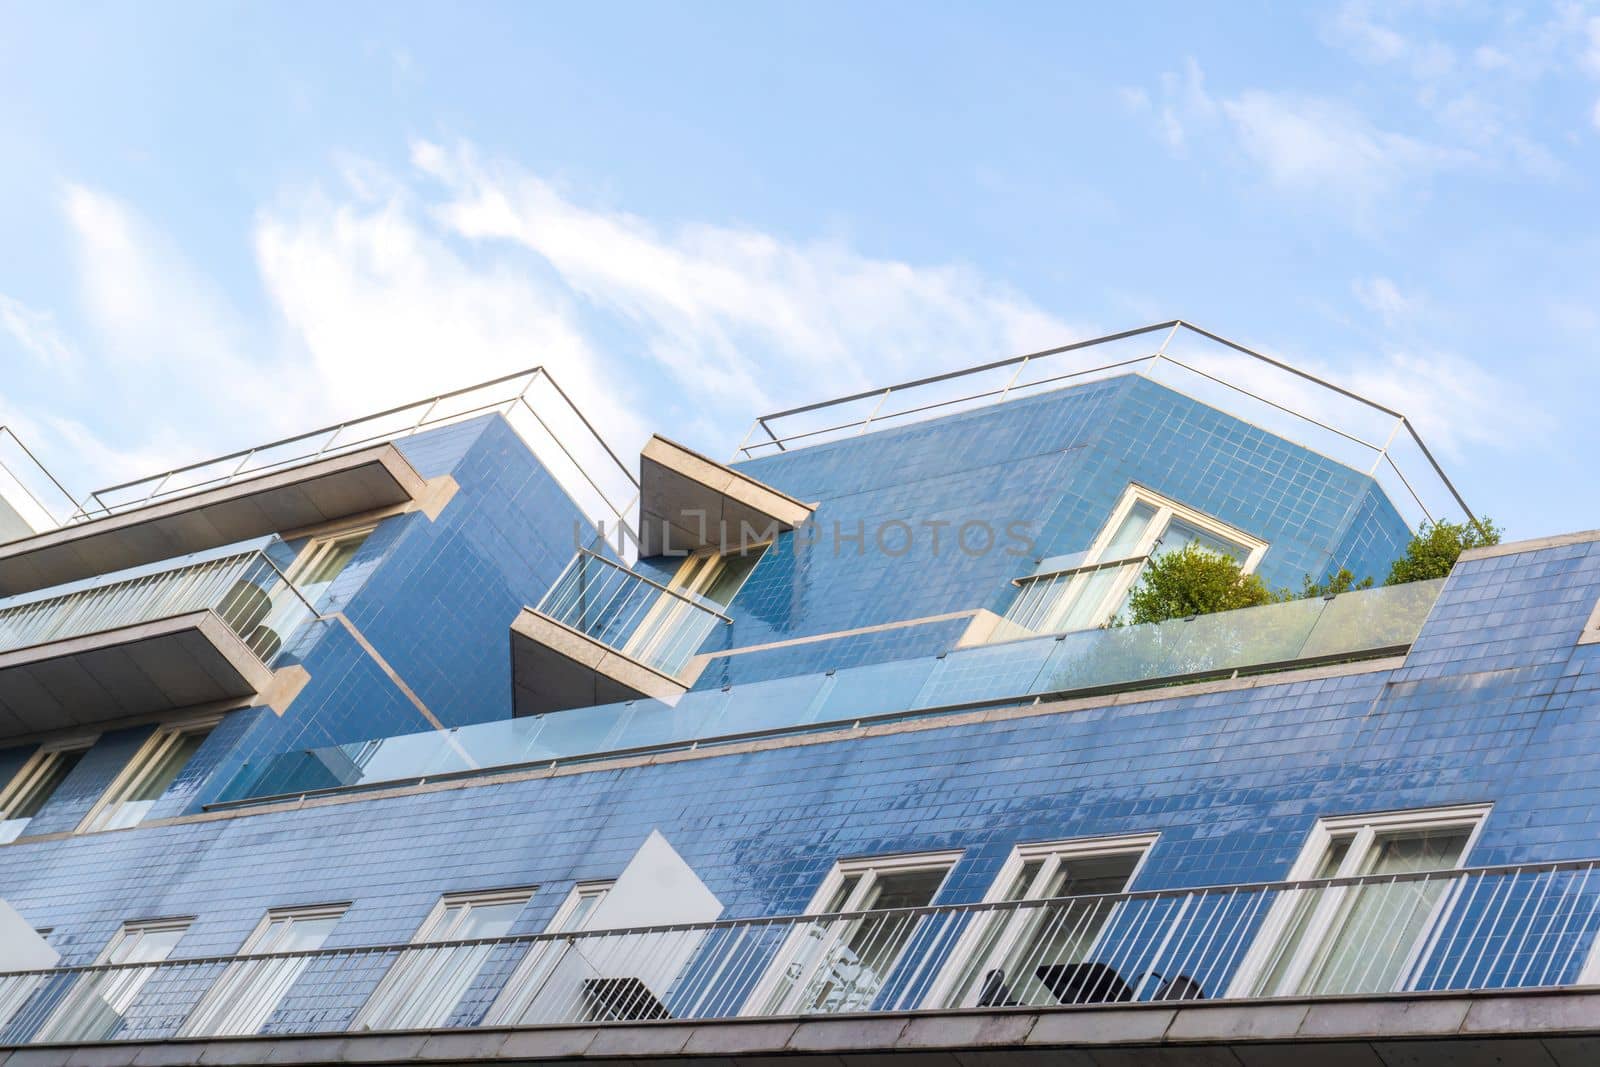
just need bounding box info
[719,375,1413,684]
[1,534,1597,981]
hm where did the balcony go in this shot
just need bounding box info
[0,549,313,737]
[0,366,639,599]
[511,551,729,716]
[2,858,1598,1055]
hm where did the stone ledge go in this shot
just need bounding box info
[11,988,1600,1066]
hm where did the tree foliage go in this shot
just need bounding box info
[1124,544,1277,625]
[1299,567,1373,599]
[1385,518,1502,585]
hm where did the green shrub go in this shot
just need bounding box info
[1386,518,1502,585]
[1124,544,1278,625]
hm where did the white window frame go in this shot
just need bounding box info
[1006,484,1268,634]
[351,886,533,1032]
[483,880,615,1026]
[923,833,1157,1008]
[179,903,347,1037]
[287,523,378,603]
[0,737,95,844]
[35,917,191,1042]
[1227,804,1489,998]
[741,849,961,1017]
[78,717,220,835]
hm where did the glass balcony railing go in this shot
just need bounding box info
[0,856,1594,1043]
[533,550,731,678]
[219,579,1443,805]
[0,548,315,665]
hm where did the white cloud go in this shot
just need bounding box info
[1222,92,1469,209]
[0,295,75,370]
[408,141,1078,423]
[1586,17,1600,76]
[1352,277,1418,325]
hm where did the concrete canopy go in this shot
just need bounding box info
[638,436,812,558]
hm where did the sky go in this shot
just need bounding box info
[0,1,1597,539]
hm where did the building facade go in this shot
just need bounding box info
[0,324,1595,1065]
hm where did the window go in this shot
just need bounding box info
[352,888,532,1032]
[624,544,766,668]
[36,918,190,1042]
[0,742,90,843]
[289,526,374,606]
[1230,805,1487,997]
[81,721,216,834]
[927,834,1155,1008]
[180,904,346,1037]
[485,881,613,1026]
[745,851,959,1016]
[1003,486,1267,636]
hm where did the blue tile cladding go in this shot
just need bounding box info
[716,374,1413,684]
[3,537,1600,978]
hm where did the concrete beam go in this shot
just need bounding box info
[639,436,812,558]
[0,445,427,598]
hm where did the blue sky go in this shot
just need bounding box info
[0,2,1597,538]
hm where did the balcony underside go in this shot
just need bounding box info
[0,444,427,598]
[639,436,812,557]
[18,988,1600,1066]
[0,611,272,738]
[511,608,688,717]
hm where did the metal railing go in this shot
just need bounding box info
[4,859,1600,1045]
[0,549,315,664]
[534,550,731,678]
[0,428,79,536]
[736,321,1475,531]
[61,368,638,539]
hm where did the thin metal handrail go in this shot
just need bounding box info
[550,549,734,623]
[67,367,638,528]
[736,320,1477,528]
[7,858,1599,981]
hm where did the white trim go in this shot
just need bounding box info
[1227,804,1489,998]
[923,833,1157,1008]
[741,850,962,1016]
[1005,484,1269,635]
[77,716,222,835]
